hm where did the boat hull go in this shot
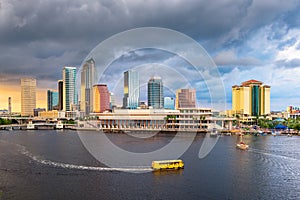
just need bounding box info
[236,144,249,150]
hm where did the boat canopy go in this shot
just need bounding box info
[275,124,287,129]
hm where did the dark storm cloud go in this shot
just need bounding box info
[0,0,300,89]
[2,0,299,46]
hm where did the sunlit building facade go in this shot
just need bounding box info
[123,70,139,109]
[21,78,36,116]
[232,79,270,116]
[93,84,110,113]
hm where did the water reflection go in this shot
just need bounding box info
[152,169,184,177]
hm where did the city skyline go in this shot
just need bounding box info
[1,1,300,111]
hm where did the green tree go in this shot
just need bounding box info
[0,118,12,125]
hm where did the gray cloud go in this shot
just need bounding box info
[213,49,263,66]
[276,58,300,68]
[2,0,299,48]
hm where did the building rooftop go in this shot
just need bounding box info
[241,79,263,86]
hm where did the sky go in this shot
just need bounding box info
[0,0,300,112]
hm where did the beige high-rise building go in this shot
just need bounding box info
[175,88,196,109]
[21,78,36,116]
[80,58,96,115]
[260,85,271,115]
[232,80,270,116]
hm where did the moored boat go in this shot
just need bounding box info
[210,128,219,137]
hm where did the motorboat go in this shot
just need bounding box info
[236,134,249,150]
[210,128,218,137]
[236,141,249,150]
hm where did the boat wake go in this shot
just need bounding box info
[248,148,300,162]
[0,140,152,173]
[248,147,300,177]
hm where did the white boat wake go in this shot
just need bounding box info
[0,140,152,173]
[248,148,300,162]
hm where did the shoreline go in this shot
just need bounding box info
[1,125,300,136]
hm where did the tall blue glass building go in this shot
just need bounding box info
[47,90,58,111]
[148,77,164,109]
[63,66,77,111]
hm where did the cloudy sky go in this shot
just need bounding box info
[0,0,300,111]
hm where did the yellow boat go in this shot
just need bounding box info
[151,159,184,170]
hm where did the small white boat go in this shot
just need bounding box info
[272,130,281,136]
[210,128,218,137]
[225,132,231,136]
[236,142,249,150]
[236,134,249,150]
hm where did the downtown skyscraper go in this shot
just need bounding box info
[47,90,58,111]
[123,70,139,109]
[63,66,77,111]
[21,78,36,116]
[148,77,164,109]
[58,80,63,110]
[80,58,96,115]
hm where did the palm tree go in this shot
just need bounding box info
[199,116,206,130]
